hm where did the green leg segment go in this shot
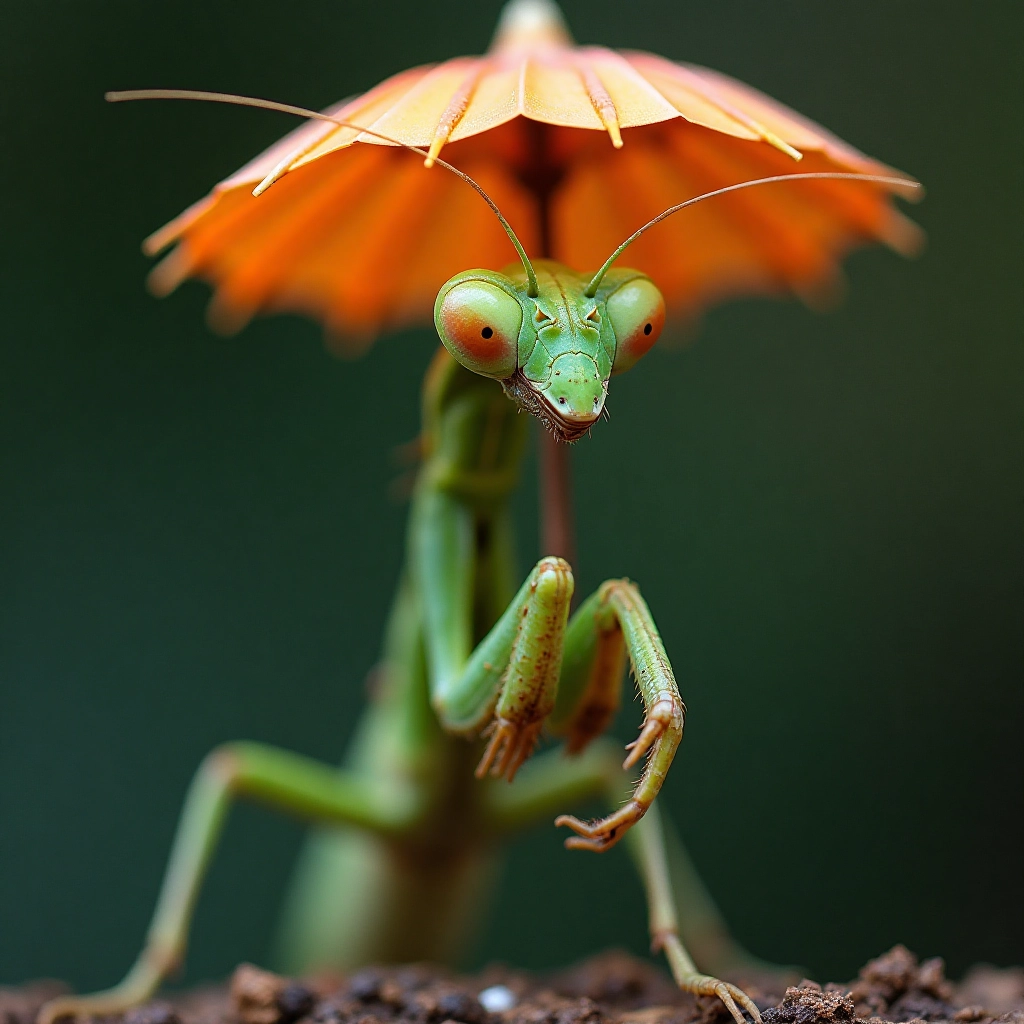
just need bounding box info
[414,483,576,780]
[551,581,685,851]
[415,482,684,851]
[486,742,762,1024]
[38,742,423,1024]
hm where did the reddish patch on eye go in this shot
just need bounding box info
[438,287,518,378]
[440,299,510,362]
[617,295,665,369]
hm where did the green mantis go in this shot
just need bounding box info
[37,88,917,1024]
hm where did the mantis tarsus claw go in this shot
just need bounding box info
[656,913,763,1024]
[37,955,167,1024]
[554,692,681,850]
[476,718,543,783]
[708,980,762,1024]
[672,967,762,1024]
[554,797,644,851]
[622,696,681,769]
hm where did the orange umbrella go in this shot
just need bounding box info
[141,0,921,348]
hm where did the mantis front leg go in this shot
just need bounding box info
[486,745,763,1024]
[552,580,686,850]
[415,487,684,850]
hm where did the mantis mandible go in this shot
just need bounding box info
[38,87,918,1024]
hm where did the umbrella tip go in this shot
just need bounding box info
[491,0,573,52]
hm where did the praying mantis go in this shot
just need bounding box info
[35,69,919,1024]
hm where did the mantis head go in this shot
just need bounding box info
[435,262,664,442]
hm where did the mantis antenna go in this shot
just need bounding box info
[106,89,921,304]
[105,88,542,297]
[583,171,923,296]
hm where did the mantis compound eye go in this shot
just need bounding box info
[435,277,522,379]
[606,277,665,374]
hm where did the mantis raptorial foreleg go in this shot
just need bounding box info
[485,744,762,1024]
[414,482,684,850]
[37,744,424,1024]
[552,582,686,850]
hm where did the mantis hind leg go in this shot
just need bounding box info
[486,742,764,1024]
[38,742,423,1024]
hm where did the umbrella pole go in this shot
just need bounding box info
[539,429,575,565]
[530,150,577,568]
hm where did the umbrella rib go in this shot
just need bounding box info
[574,60,623,148]
[426,65,485,167]
[516,55,530,117]
[253,81,430,195]
[662,132,824,282]
[253,111,345,196]
[255,61,475,192]
[251,73,432,197]
[662,62,803,162]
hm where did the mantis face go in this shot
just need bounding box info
[435,259,665,442]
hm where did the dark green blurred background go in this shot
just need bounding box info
[1,0,1021,992]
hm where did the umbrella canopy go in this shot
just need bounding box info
[144,0,921,346]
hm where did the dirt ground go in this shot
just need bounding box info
[3,946,1022,1024]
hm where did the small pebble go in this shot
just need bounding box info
[954,1008,987,1023]
[125,1004,181,1024]
[435,992,484,1024]
[231,965,288,1024]
[277,983,315,1022]
[478,986,516,1014]
[349,971,383,1003]
[312,1001,346,1024]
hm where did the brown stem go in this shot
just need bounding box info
[539,429,576,564]
[519,121,577,567]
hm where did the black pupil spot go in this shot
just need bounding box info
[643,322,653,335]
[481,326,493,339]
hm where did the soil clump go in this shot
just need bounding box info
[3,946,1021,1024]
